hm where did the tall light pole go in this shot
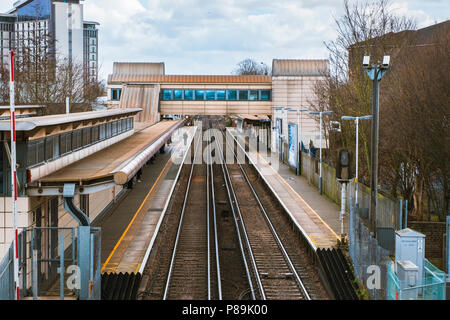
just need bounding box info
[309,110,333,195]
[341,115,372,209]
[363,55,390,237]
[286,107,308,175]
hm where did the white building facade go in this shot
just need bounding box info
[0,0,98,82]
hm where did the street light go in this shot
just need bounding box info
[309,110,333,195]
[286,107,308,175]
[363,55,390,236]
[341,115,372,208]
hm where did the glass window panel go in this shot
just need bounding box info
[106,122,112,138]
[249,90,258,101]
[260,90,271,101]
[92,126,99,142]
[72,130,81,150]
[227,90,237,100]
[206,90,215,100]
[195,90,205,100]
[45,136,53,161]
[101,124,106,139]
[184,90,194,100]
[162,90,172,100]
[216,90,226,100]
[82,128,91,146]
[238,90,248,100]
[27,141,37,166]
[36,140,45,164]
[173,90,183,100]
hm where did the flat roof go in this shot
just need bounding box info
[0,108,142,132]
[108,74,272,84]
[39,120,181,183]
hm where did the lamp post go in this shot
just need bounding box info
[286,107,308,175]
[363,55,390,237]
[309,110,333,195]
[341,115,372,208]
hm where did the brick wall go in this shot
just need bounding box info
[409,221,446,259]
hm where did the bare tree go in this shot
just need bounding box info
[312,0,449,221]
[1,2,103,114]
[233,58,271,75]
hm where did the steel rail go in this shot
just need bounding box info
[162,130,202,300]
[206,127,211,300]
[209,127,223,300]
[215,130,264,300]
[225,130,312,300]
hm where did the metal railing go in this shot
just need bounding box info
[387,259,446,300]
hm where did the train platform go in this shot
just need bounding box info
[99,126,197,274]
[227,128,342,249]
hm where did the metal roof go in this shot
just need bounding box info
[272,59,329,76]
[0,108,142,132]
[108,74,272,84]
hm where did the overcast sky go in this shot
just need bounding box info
[1,0,449,81]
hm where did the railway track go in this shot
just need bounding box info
[140,116,328,300]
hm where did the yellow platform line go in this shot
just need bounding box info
[101,158,173,273]
[250,146,340,242]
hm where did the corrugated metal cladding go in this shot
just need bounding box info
[119,85,160,124]
[113,62,165,76]
[272,59,329,76]
[109,74,273,84]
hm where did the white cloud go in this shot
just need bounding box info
[2,0,449,81]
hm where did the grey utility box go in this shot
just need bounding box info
[396,260,419,300]
[395,228,425,285]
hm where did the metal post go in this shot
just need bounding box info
[355,118,359,208]
[66,97,70,114]
[8,50,19,301]
[340,183,347,237]
[404,200,408,229]
[32,250,38,300]
[369,69,380,237]
[446,216,450,281]
[297,110,300,176]
[319,112,323,195]
[399,199,403,230]
[59,234,64,300]
[77,226,90,300]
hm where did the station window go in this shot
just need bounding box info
[184,90,194,100]
[238,90,248,101]
[216,90,226,100]
[173,90,183,100]
[112,121,118,136]
[249,90,259,101]
[106,122,112,138]
[59,133,72,156]
[195,90,205,100]
[82,128,91,146]
[45,136,59,161]
[227,90,237,100]
[27,141,37,166]
[99,123,106,140]
[162,89,172,100]
[72,130,82,150]
[111,88,121,101]
[206,90,215,100]
[260,90,271,101]
[91,126,99,142]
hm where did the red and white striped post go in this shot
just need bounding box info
[9,50,19,300]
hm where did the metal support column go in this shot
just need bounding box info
[77,226,90,300]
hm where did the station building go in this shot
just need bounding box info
[0,107,183,258]
[107,59,329,166]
